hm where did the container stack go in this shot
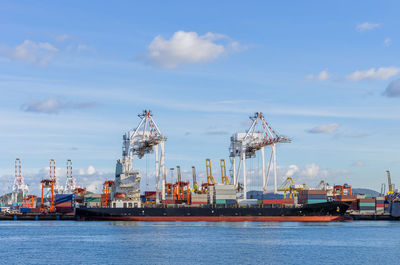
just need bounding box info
[237,199,258,207]
[335,194,358,211]
[298,190,327,204]
[358,198,375,213]
[375,196,385,214]
[191,193,208,206]
[209,184,236,206]
[55,194,74,213]
[144,191,157,205]
[84,194,101,208]
[262,198,295,208]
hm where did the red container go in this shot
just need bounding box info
[376,203,385,208]
[30,208,41,213]
[262,199,283,205]
[56,202,72,208]
[282,198,295,204]
[145,191,157,196]
[299,190,327,195]
[359,198,375,203]
[191,202,207,205]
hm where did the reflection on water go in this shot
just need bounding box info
[0,221,399,264]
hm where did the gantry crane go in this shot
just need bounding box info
[173,166,190,202]
[64,159,76,194]
[230,112,290,198]
[41,179,55,212]
[277,177,307,198]
[122,110,167,203]
[220,159,230,185]
[206,159,216,185]
[12,158,29,204]
[192,166,199,193]
[387,170,395,195]
[102,180,114,207]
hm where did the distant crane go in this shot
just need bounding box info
[192,166,199,192]
[12,158,29,204]
[206,159,216,185]
[64,159,76,194]
[230,112,290,198]
[122,110,167,203]
[387,170,395,195]
[220,159,230,185]
[49,159,63,194]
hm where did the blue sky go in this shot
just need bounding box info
[1,1,400,195]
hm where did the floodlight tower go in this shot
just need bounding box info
[230,112,290,198]
[122,110,167,203]
[12,158,29,204]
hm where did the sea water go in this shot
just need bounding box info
[0,221,399,264]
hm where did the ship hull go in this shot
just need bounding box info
[76,201,352,222]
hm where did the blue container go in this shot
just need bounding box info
[226,200,237,205]
[20,207,31,214]
[55,194,74,203]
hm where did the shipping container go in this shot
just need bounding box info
[305,199,327,204]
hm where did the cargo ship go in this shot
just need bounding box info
[74,110,354,222]
[76,201,351,222]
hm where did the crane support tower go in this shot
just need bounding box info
[230,112,290,198]
[65,159,76,194]
[121,110,167,203]
[220,159,230,185]
[12,158,29,204]
[206,159,216,185]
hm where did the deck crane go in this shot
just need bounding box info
[387,170,395,195]
[12,158,29,204]
[122,110,167,203]
[220,159,230,185]
[64,159,76,194]
[192,166,199,193]
[230,112,290,198]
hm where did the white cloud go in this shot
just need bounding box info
[279,163,348,185]
[21,97,97,114]
[307,123,340,134]
[384,37,392,47]
[55,34,69,42]
[305,70,330,81]
[346,67,400,81]
[356,22,381,31]
[146,31,242,68]
[2,40,58,65]
[352,161,365,167]
[77,44,90,52]
[384,78,400,97]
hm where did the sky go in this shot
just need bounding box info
[1,1,400,195]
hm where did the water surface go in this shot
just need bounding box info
[0,221,398,264]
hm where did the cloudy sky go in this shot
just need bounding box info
[1,1,400,194]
